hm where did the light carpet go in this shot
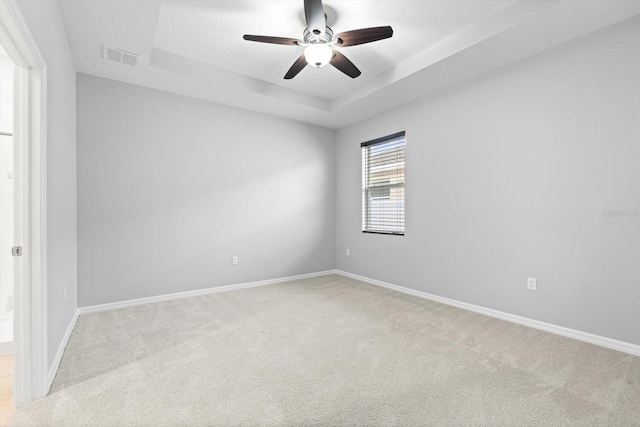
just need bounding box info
[12,274,640,426]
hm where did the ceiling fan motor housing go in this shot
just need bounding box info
[303,27,334,44]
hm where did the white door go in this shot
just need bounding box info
[13,58,26,360]
[11,55,33,406]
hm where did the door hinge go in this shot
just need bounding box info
[12,246,22,256]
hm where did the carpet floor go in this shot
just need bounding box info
[12,274,640,426]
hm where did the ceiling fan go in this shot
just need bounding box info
[243,0,393,80]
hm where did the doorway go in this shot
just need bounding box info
[1,45,15,354]
[0,0,48,411]
[0,43,16,426]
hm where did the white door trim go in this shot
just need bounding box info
[0,0,48,404]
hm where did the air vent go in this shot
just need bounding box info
[103,46,139,66]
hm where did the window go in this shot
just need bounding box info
[362,131,405,235]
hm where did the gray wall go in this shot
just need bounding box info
[77,74,336,307]
[336,17,640,345]
[18,0,79,368]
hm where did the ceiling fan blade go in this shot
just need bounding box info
[284,55,308,80]
[330,51,361,78]
[335,26,393,47]
[304,0,326,37]
[243,35,301,46]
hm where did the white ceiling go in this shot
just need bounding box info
[57,0,640,129]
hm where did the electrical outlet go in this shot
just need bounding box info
[64,286,67,300]
[527,278,537,291]
[232,256,238,265]
[346,249,350,256]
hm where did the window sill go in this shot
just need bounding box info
[362,231,404,236]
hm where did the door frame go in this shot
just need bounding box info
[0,0,48,404]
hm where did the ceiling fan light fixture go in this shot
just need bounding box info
[304,43,333,68]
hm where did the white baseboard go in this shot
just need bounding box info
[336,270,640,357]
[79,270,338,315]
[47,308,79,394]
[51,268,636,393]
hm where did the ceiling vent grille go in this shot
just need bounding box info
[103,46,139,66]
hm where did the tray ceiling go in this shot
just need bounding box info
[152,1,514,100]
[57,0,640,129]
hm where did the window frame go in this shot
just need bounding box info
[361,131,406,236]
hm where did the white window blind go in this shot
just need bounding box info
[362,131,405,235]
